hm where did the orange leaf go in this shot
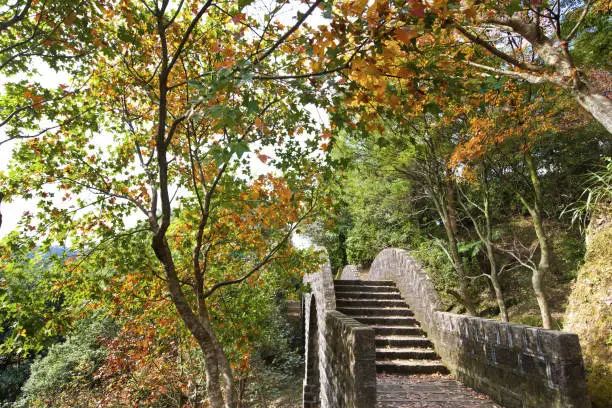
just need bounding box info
[395,28,418,45]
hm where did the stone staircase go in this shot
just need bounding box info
[334,279,449,375]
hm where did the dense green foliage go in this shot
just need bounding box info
[316,93,610,322]
[14,317,117,408]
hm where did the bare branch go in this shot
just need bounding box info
[252,0,323,65]
[565,0,593,41]
[461,60,563,86]
[455,25,545,73]
[0,0,32,31]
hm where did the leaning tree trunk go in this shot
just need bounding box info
[481,170,509,322]
[200,305,237,407]
[152,236,230,408]
[467,15,612,134]
[485,241,509,322]
[444,176,477,316]
[574,89,612,134]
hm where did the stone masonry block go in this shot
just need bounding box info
[549,362,589,392]
[496,323,512,347]
[507,324,527,350]
[537,330,583,363]
[520,353,548,378]
[523,327,542,355]
[494,346,519,369]
[482,319,501,344]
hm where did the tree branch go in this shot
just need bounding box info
[202,203,315,299]
[455,25,545,73]
[252,0,323,66]
[565,0,593,41]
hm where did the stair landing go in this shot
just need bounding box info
[377,374,501,407]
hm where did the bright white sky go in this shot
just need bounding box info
[0,62,71,238]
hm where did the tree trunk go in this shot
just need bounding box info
[481,169,508,322]
[574,90,612,134]
[447,232,476,316]
[200,306,237,407]
[485,242,509,322]
[444,176,477,316]
[152,236,228,408]
[524,152,553,329]
[443,220,477,316]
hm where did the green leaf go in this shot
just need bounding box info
[505,0,522,14]
[241,70,254,83]
[230,140,250,158]
[238,0,255,8]
[245,99,259,114]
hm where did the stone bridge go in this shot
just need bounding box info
[301,248,591,408]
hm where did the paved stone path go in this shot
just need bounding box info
[376,374,502,408]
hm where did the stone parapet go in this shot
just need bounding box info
[340,265,360,280]
[367,248,591,408]
[323,311,377,408]
[303,259,336,408]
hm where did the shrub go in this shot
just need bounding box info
[0,362,30,404]
[14,316,117,407]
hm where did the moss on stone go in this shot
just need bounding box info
[564,223,612,408]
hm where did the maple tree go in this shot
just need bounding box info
[448,82,560,328]
[447,0,612,133]
[2,0,329,406]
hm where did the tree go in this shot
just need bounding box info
[457,163,509,322]
[448,0,612,133]
[393,117,478,315]
[449,82,559,328]
[2,1,327,406]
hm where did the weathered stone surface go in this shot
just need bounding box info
[340,265,361,280]
[376,374,501,408]
[303,258,337,408]
[303,259,378,408]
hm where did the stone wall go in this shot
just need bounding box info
[323,311,377,408]
[340,265,360,280]
[303,258,377,408]
[303,260,336,408]
[368,248,591,408]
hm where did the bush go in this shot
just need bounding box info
[14,316,117,407]
[0,362,30,404]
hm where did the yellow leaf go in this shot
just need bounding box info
[348,0,368,16]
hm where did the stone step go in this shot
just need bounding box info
[376,347,438,360]
[333,280,395,286]
[375,335,433,348]
[336,299,407,308]
[336,307,414,317]
[334,291,403,300]
[334,284,400,293]
[370,325,424,336]
[353,316,418,326]
[376,360,449,375]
